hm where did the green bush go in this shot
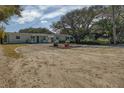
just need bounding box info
[81,38,110,45]
[96,38,110,45]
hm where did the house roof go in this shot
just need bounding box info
[6,32,71,37]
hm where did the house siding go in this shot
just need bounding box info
[7,33,31,43]
[5,33,74,44]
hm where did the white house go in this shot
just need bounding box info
[4,32,74,44]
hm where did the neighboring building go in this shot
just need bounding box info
[54,34,75,43]
[4,32,74,44]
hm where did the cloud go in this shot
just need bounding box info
[41,10,64,20]
[40,5,85,20]
[13,5,85,25]
[38,6,53,11]
[41,20,48,23]
[14,9,42,24]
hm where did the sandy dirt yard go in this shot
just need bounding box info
[0,45,16,87]
[0,44,124,88]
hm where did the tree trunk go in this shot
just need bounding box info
[0,38,3,44]
[112,6,117,45]
[74,35,81,44]
[0,38,1,44]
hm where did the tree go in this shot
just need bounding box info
[91,18,112,40]
[19,27,53,34]
[112,6,117,44]
[0,5,22,44]
[51,6,105,43]
[0,26,5,44]
[93,5,124,44]
[111,6,124,44]
[0,5,22,24]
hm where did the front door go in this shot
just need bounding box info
[37,36,39,43]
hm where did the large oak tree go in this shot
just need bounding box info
[51,6,105,43]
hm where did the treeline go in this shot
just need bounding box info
[51,5,124,44]
[19,27,53,34]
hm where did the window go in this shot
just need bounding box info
[43,36,46,40]
[31,36,35,39]
[31,36,35,41]
[66,36,69,40]
[16,36,20,39]
[56,37,59,40]
[70,37,73,40]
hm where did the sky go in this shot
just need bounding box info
[5,5,86,32]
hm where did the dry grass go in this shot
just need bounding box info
[1,44,26,59]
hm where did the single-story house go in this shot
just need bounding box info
[3,32,74,44]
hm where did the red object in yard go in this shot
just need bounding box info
[64,43,69,48]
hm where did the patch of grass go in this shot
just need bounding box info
[1,44,26,59]
[96,38,110,45]
[81,38,110,45]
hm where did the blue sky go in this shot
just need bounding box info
[5,5,85,32]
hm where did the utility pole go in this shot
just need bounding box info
[112,6,117,45]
